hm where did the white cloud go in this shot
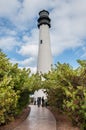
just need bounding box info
[0,36,20,50]
[11,57,36,66]
[0,0,20,17]
[0,28,17,36]
[17,28,38,57]
[10,58,37,73]
[22,28,38,43]
[18,44,38,57]
[21,57,36,66]
[50,0,86,56]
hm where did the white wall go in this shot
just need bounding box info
[37,24,52,73]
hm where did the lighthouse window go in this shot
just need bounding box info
[40,40,43,44]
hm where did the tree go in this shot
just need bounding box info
[42,61,86,129]
[0,50,31,124]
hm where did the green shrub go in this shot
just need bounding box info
[0,50,31,124]
[43,61,86,129]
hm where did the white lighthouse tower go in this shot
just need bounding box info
[34,10,52,101]
[37,10,52,73]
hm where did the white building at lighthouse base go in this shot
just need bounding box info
[34,89,47,101]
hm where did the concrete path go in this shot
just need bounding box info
[14,105,56,130]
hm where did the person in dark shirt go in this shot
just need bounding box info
[37,97,41,107]
[42,97,45,107]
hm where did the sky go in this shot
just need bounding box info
[0,0,86,73]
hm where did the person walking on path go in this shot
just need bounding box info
[42,96,45,107]
[37,97,41,107]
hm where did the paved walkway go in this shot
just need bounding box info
[14,105,56,130]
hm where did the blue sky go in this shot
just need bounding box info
[0,0,86,73]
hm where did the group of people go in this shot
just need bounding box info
[34,97,47,107]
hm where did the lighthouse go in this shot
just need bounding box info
[34,10,52,101]
[37,10,52,73]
